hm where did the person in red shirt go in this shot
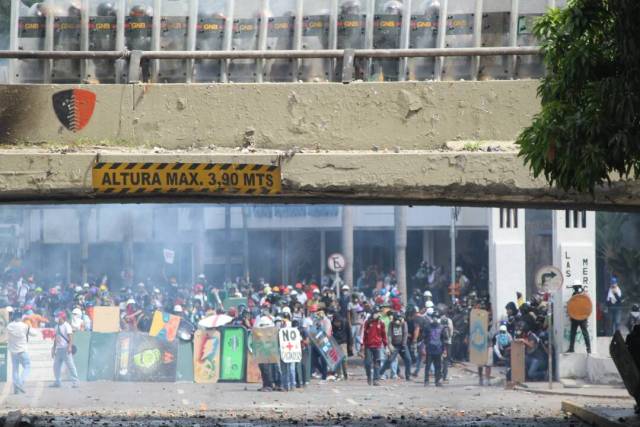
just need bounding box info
[361,306,387,386]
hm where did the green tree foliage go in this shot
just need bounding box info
[516,0,640,193]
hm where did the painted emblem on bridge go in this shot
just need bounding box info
[52,89,96,132]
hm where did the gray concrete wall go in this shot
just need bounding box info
[0,81,539,150]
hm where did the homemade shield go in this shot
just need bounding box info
[279,327,302,363]
[116,332,178,382]
[468,308,489,366]
[219,326,247,381]
[87,332,118,381]
[149,310,181,342]
[251,326,280,364]
[72,330,92,381]
[309,327,345,371]
[193,329,221,383]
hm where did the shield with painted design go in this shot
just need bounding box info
[52,89,97,132]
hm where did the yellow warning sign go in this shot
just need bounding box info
[92,162,282,195]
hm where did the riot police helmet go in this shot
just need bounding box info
[68,4,81,17]
[29,3,48,17]
[423,0,440,15]
[97,2,117,16]
[129,4,152,17]
[383,0,403,14]
[340,0,361,14]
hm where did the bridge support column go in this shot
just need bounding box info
[552,210,597,378]
[395,206,408,305]
[77,207,91,285]
[489,208,526,327]
[341,206,354,290]
[192,206,205,279]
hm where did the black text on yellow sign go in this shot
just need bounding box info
[93,162,282,195]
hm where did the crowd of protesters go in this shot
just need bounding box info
[4,263,636,395]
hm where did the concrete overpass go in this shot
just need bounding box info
[1,80,638,208]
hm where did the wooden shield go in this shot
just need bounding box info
[193,329,221,384]
[469,309,489,366]
[567,294,593,321]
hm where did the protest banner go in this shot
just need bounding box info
[193,329,221,383]
[251,327,280,364]
[220,327,247,382]
[279,327,302,363]
[149,311,181,342]
[87,332,118,381]
[309,328,344,371]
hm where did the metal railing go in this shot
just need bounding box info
[0,46,541,83]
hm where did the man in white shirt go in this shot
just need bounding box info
[50,312,79,388]
[7,310,37,394]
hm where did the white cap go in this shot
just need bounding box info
[341,285,349,290]
[282,307,291,315]
[425,301,435,309]
[153,288,160,293]
[423,290,432,297]
[173,305,183,313]
[6,306,13,313]
[74,286,83,293]
[137,282,145,287]
[72,308,82,316]
[455,266,463,272]
[499,325,507,332]
[83,283,90,288]
[126,298,136,305]
[426,307,434,316]
[290,290,298,296]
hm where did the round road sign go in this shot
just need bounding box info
[327,253,346,273]
[535,266,564,293]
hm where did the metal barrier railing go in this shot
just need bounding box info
[1,46,541,83]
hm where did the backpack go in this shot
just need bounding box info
[427,325,443,355]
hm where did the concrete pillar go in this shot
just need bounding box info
[123,209,134,286]
[395,206,408,304]
[77,207,90,284]
[341,206,354,289]
[489,208,526,328]
[192,206,205,278]
[422,230,435,265]
[224,206,231,281]
[552,210,597,362]
[242,207,250,282]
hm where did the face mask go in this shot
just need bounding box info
[498,332,510,346]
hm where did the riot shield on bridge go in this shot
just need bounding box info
[298,0,331,82]
[372,0,403,82]
[478,0,510,80]
[228,0,260,83]
[194,0,228,82]
[335,0,371,81]
[263,0,296,82]
[88,0,122,83]
[408,0,438,81]
[12,0,48,83]
[156,0,192,82]
[515,0,546,79]
[440,0,475,81]
[51,0,82,83]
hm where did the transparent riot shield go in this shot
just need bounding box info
[156,0,191,82]
[13,0,47,83]
[441,0,474,80]
[298,0,331,82]
[478,0,509,80]
[408,0,438,81]
[51,0,82,83]
[263,0,296,82]
[125,0,153,81]
[371,0,402,81]
[335,0,370,81]
[515,0,546,78]
[194,0,228,82]
[228,0,260,83]
[87,0,120,83]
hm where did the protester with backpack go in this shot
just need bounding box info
[423,312,449,387]
[50,311,80,388]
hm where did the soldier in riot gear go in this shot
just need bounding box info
[16,3,49,82]
[228,4,261,83]
[264,6,296,82]
[298,6,331,82]
[127,4,153,81]
[90,2,118,83]
[158,0,190,83]
[408,0,439,80]
[372,0,403,81]
[51,2,82,83]
[195,10,226,82]
[336,0,367,81]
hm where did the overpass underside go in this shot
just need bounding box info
[0,80,638,209]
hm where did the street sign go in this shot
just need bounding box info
[279,327,302,363]
[535,265,563,293]
[92,162,282,195]
[327,253,346,273]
